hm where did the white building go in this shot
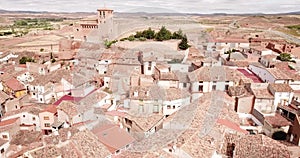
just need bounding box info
[2,107,41,131]
[128,86,191,116]
[249,64,300,90]
[188,66,242,100]
[268,83,294,107]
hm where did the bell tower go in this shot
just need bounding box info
[97,8,113,24]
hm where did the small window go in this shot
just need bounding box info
[40,98,43,101]
[153,105,159,113]
[167,105,171,109]
[183,83,187,88]
[0,148,4,153]
[225,85,229,90]
[2,135,7,139]
[173,105,176,109]
[44,123,51,127]
[32,117,36,121]
[15,105,18,109]
[23,115,25,118]
[212,85,216,90]
[199,85,203,92]
[44,116,50,120]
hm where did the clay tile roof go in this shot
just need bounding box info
[0,118,19,127]
[174,71,189,82]
[29,145,62,158]
[266,68,291,80]
[125,114,164,132]
[4,106,41,117]
[71,130,111,158]
[217,119,248,134]
[0,138,8,146]
[189,66,244,82]
[223,133,291,158]
[228,85,248,97]
[215,38,249,43]
[4,77,25,91]
[262,54,277,60]
[265,113,292,128]
[164,88,190,100]
[43,104,57,113]
[60,141,82,158]
[269,83,293,92]
[160,72,178,81]
[251,84,274,99]
[91,124,135,153]
[0,91,9,103]
[57,101,79,117]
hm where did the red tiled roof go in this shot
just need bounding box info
[105,111,125,117]
[238,68,262,83]
[265,113,291,128]
[92,124,135,153]
[53,88,99,106]
[43,104,57,113]
[0,118,19,127]
[53,95,82,106]
[0,138,8,146]
[214,38,249,43]
[217,119,248,134]
[4,77,25,91]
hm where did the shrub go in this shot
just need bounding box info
[19,57,35,64]
[172,29,184,39]
[178,35,190,50]
[139,37,146,41]
[134,31,143,38]
[104,40,118,48]
[120,38,127,41]
[277,53,292,62]
[155,26,172,41]
[128,35,135,41]
[142,28,155,39]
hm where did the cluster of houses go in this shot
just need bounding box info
[0,8,299,158]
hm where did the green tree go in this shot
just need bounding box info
[155,26,172,41]
[178,35,190,50]
[277,53,292,62]
[134,31,143,38]
[19,57,35,64]
[142,27,155,39]
[172,29,184,39]
[104,40,118,48]
[128,35,135,41]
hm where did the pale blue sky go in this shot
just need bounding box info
[0,0,300,14]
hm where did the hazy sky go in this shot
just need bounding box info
[0,0,300,14]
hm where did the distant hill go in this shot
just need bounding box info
[0,9,299,16]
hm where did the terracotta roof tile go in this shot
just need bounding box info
[91,124,135,153]
[71,130,111,158]
[265,113,292,128]
[0,117,19,127]
[4,77,25,91]
[269,83,293,92]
